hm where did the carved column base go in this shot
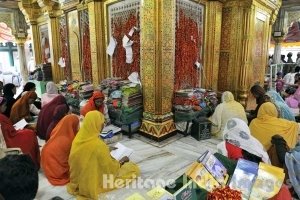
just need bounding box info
[140,112,176,140]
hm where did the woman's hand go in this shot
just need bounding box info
[119,156,129,165]
[25,116,33,122]
[109,146,118,151]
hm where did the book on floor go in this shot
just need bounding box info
[125,193,145,200]
[229,159,259,200]
[100,124,121,139]
[185,162,220,192]
[249,162,285,200]
[147,186,173,200]
[110,142,133,161]
[198,150,229,185]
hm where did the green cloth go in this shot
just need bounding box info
[121,85,141,97]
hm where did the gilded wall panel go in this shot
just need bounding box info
[140,0,156,113]
[204,1,222,90]
[218,7,232,91]
[67,10,81,81]
[220,7,232,51]
[253,18,265,84]
[161,0,175,114]
[218,52,230,91]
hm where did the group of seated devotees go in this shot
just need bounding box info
[0,81,299,199]
[0,81,140,199]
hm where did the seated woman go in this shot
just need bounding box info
[217,118,270,163]
[80,91,110,123]
[209,91,247,139]
[37,95,67,140]
[249,102,299,151]
[45,104,70,141]
[41,114,79,186]
[266,90,295,121]
[67,111,140,199]
[2,83,16,118]
[41,82,59,107]
[10,91,38,124]
[248,84,270,123]
[0,97,40,169]
[16,82,41,110]
[285,87,298,110]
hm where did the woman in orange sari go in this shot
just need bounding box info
[0,97,40,169]
[10,91,38,124]
[41,114,79,185]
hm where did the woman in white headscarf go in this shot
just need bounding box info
[41,82,59,107]
[217,118,270,163]
[209,91,247,139]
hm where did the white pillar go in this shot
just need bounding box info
[273,42,282,64]
[16,38,29,85]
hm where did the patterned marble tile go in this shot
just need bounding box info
[35,135,219,200]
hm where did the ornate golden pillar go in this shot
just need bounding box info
[29,20,42,65]
[87,0,106,85]
[46,11,64,82]
[15,37,29,84]
[237,4,255,106]
[203,0,223,90]
[139,0,176,140]
[218,0,280,107]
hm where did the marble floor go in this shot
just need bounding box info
[35,135,220,200]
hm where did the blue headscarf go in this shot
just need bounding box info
[266,90,295,121]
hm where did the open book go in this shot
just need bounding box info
[110,142,133,161]
[13,119,28,130]
[198,150,229,185]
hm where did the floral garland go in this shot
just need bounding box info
[111,12,140,79]
[80,10,92,82]
[174,8,202,91]
[82,27,92,82]
[59,16,71,80]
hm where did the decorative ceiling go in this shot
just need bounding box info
[0,0,19,9]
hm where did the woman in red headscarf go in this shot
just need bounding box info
[0,97,40,169]
[80,91,110,123]
[36,95,67,140]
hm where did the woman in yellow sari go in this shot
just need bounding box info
[67,111,140,200]
[249,102,299,151]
